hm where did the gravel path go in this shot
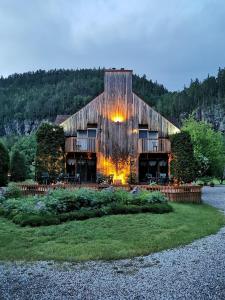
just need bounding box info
[1,186,225,300]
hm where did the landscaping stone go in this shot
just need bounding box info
[0,186,225,300]
[130,186,140,195]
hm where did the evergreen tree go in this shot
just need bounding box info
[170,132,198,183]
[35,123,65,183]
[0,142,10,186]
[10,150,27,182]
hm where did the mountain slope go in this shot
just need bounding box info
[0,68,167,136]
[156,68,225,131]
[1,67,225,136]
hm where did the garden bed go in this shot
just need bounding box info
[0,186,172,227]
[17,183,202,203]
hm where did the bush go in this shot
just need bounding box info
[109,203,172,215]
[59,208,103,223]
[130,191,168,205]
[13,213,60,227]
[5,183,22,199]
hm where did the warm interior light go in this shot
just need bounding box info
[111,114,125,123]
[98,154,130,184]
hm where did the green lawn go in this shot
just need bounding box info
[0,203,224,262]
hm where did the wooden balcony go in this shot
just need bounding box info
[65,137,97,153]
[138,138,171,153]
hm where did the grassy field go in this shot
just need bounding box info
[0,203,224,262]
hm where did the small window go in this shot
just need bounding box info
[88,129,97,138]
[148,131,158,139]
[77,130,87,138]
[139,130,148,139]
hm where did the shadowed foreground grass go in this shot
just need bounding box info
[0,203,224,262]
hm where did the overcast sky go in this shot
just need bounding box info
[0,0,225,91]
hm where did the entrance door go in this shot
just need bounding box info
[139,154,168,183]
[77,157,96,183]
[139,159,158,182]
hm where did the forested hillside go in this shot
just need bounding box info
[0,68,166,136]
[1,67,225,136]
[156,68,225,131]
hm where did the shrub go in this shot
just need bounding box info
[44,189,80,213]
[13,213,60,227]
[43,188,98,213]
[108,202,172,215]
[113,189,132,204]
[140,203,173,213]
[131,191,168,205]
[59,208,102,223]
[5,183,22,199]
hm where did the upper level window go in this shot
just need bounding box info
[139,130,148,139]
[77,130,87,138]
[148,131,158,139]
[88,129,97,138]
[77,128,97,138]
[139,130,158,139]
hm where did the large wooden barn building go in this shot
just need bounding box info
[56,69,180,184]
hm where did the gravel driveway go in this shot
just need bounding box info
[0,186,225,300]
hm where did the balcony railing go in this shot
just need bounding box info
[65,137,97,153]
[138,138,171,153]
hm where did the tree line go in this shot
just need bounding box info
[1,67,225,135]
[156,68,225,126]
[0,68,167,135]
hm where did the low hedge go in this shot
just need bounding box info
[10,203,173,227]
[13,213,60,227]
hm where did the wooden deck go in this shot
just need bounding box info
[65,137,97,152]
[138,138,171,153]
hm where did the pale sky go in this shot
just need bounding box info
[0,0,225,90]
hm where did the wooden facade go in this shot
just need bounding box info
[59,69,180,183]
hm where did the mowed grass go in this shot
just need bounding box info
[0,203,224,262]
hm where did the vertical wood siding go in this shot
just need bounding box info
[61,70,180,176]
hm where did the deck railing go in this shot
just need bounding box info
[18,184,201,203]
[65,137,97,152]
[138,138,171,153]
